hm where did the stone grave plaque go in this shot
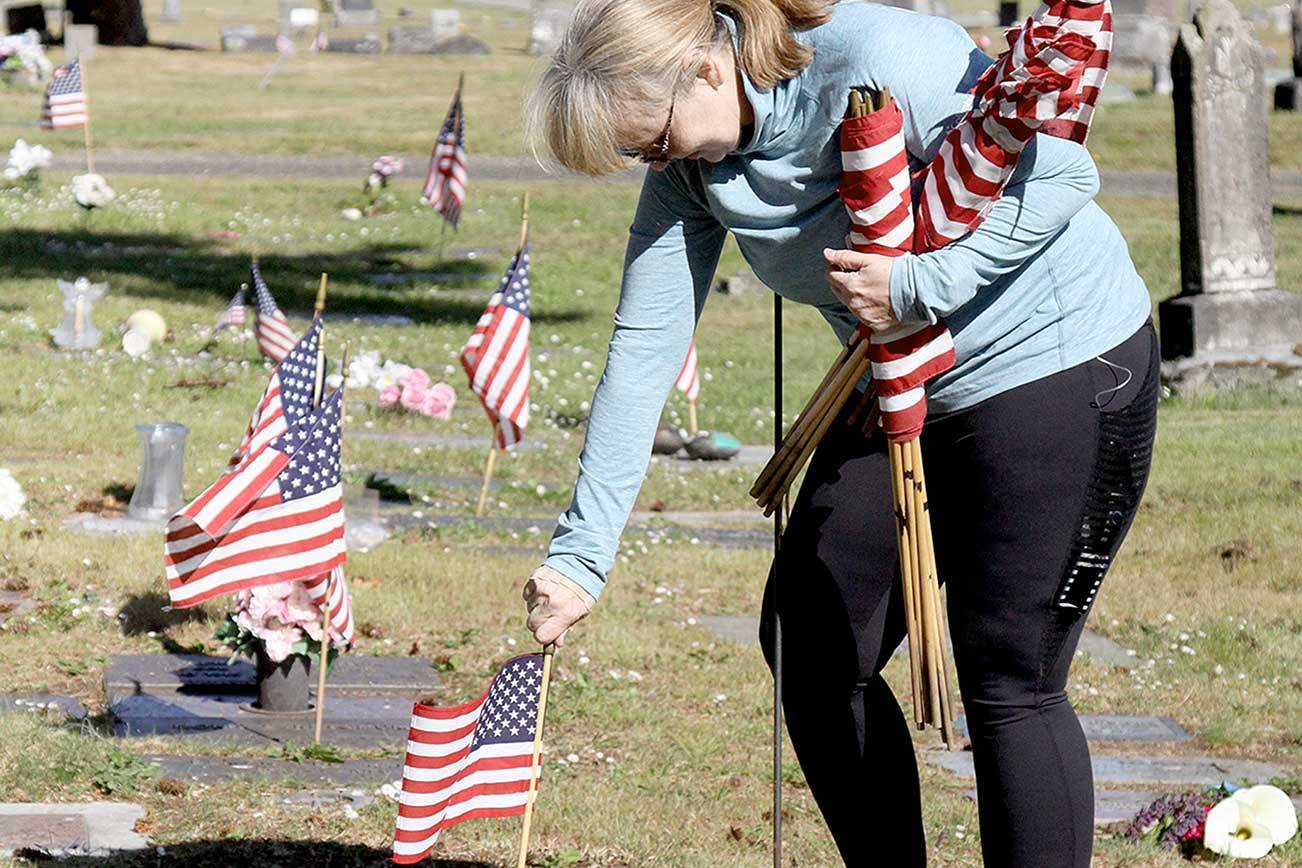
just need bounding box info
[431,8,460,40]
[222,30,279,53]
[695,615,760,647]
[928,751,1285,785]
[105,653,442,700]
[64,24,97,61]
[147,754,402,787]
[0,814,88,854]
[389,25,436,53]
[1162,0,1302,360]
[160,0,182,23]
[326,35,382,54]
[1075,629,1136,669]
[528,0,571,55]
[432,33,490,55]
[334,0,379,28]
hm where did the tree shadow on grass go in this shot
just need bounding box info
[26,840,493,867]
[0,229,586,328]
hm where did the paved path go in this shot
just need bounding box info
[47,149,1302,197]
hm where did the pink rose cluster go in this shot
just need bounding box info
[378,366,457,419]
[233,581,345,663]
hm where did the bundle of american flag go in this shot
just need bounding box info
[461,244,531,450]
[250,262,298,364]
[392,653,547,864]
[752,0,1113,511]
[422,84,467,228]
[40,59,88,130]
[165,317,349,614]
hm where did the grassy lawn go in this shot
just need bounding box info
[0,2,1299,862]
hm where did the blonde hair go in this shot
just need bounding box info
[527,0,832,176]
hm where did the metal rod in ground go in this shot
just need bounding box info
[772,291,784,868]
[516,644,555,868]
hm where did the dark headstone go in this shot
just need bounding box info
[325,35,382,53]
[431,33,490,55]
[104,653,442,700]
[1161,0,1302,362]
[1274,3,1302,109]
[998,1,1019,27]
[66,0,149,47]
[1294,1,1302,77]
[4,5,48,42]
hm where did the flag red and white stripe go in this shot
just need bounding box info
[302,565,354,647]
[393,654,544,864]
[164,390,346,609]
[460,245,531,450]
[675,339,701,401]
[216,287,247,330]
[227,317,323,470]
[421,89,467,227]
[838,0,1111,440]
[251,262,298,363]
[40,60,87,130]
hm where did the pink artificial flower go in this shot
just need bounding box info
[283,583,320,627]
[400,381,427,414]
[399,367,430,391]
[420,382,457,419]
[247,581,294,624]
[378,384,401,408]
[259,623,301,662]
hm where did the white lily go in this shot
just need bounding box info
[1205,785,1299,859]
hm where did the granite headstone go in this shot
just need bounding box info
[160,0,182,23]
[430,8,460,40]
[1273,2,1302,108]
[334,0,379,28]
[64,23,97,61]
[1161,0,1302,360]
[528,0,571,55]
[389,25,436,53]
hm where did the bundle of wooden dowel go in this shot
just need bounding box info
[751,87,960,748]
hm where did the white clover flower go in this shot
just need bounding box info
[0,469,25,520]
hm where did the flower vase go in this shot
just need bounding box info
[127,422,188,523]
[255,647,312,712]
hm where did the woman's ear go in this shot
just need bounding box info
[696,51,727,89]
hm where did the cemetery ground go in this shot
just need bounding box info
[1,8,1301,867]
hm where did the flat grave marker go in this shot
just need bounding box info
[927,751,1285,786]
[0,804,148,858]
[956,713,1190,742]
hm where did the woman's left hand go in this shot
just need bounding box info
[823,248,897,329]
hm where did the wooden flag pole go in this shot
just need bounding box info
[78,48,95,176]
[475,426,499,518]
[519,192,530,249]
[688,399,698,435]
[515,644,555,868]
[311,342,348,744]
[314,272,329,318]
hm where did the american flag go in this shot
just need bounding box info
[216,287,247,330]
[227,316,324,470]
[675,338,701,401]
[392,653,544,864]
[838,0,1110,440]
[40,60,88,130]
[165,387,346,609]
[251,262,298,363]
[460,245,530,450]
[302,565,354,647]
[421,89,467,227]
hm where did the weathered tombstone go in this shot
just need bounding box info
[1161,0,1302,368]
[1275,3,1302,109]
[159,0,181,23]
[430,7,459,40]
[431,33,490,55]
[325,34,381,52]
[388,24,436,53]
[64,23,97,60]
[334,0,378,28]
[998,0,1019,27]
[1152,59,1173,94]
[528,0,571,56]
[5,4,46,40]
[221,27,278,52]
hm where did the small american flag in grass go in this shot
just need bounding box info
[392,653,544,864]
[40,60,87,130]
[675,338,701,401]
[460,245,530,450]
[216,287,247,330]
[251,262,298,363]
[421,89,467,228]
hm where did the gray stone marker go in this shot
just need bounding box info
[1075,629,1137,669]
[0,803,148,858]
[1162,0,1302,375]
[431,33,491,55]
[968,787,1302,825]
[334,0,379,28]
[369,469,502,493]
[1274,3,1302,109]
[389,25,437,53]
[222,29,279,53]
[346,429,542,450]
[111,692,416,747]
[695,615,760,647]
[957,713,1189,742]
[146,754,401,787]
[104,653,441,701]
[528,0,571,55]
[927,751,1284,786]
[431,8,460,39]
[64,24,97,62]
[326,35,382,53]
[160,0,182,23]
[0,694,87,721]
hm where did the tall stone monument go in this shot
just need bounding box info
[1161,0,1302,368]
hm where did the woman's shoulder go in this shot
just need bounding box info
[802,2,972,74]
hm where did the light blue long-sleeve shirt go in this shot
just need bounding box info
[544,2,1152,601]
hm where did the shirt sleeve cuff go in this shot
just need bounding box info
[542,553,607,603]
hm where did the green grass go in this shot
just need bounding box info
[0,165,1299,866]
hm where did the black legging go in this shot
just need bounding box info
[759,322,1159,867]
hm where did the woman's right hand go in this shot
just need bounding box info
[522,564,595,647]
